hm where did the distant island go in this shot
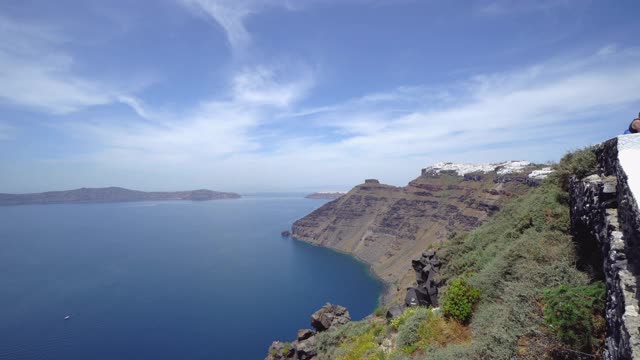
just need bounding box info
[304,192,346,200]
[0,187,241,206]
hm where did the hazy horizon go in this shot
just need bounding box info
[1,0,640,193]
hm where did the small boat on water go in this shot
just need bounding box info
[64,315,71,320]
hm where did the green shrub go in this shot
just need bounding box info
[390,307,418,330]
[316,321,385,360]
[549,146,597,191]
[442,278,480,323]
[397,307,429,349]
[542,282,606,350]
[282,342,291,354]
[335,322,385,360]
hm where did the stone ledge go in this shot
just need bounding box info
[571,134,640,360]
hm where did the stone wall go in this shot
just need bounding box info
[570,135,640,360]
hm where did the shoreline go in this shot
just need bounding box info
[290,235,394,307]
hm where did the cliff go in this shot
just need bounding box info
[291,161,549,301]
[0,187,241,206]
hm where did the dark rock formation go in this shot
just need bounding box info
[405,250,442,307]
[0,187,241,206]
[386,304,404,320]
[310,303,351,331]
[281,230,291,238]
[364,179,380,184]
[570,136,640,360]
[266,304,350,360]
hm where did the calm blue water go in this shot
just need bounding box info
[0,195,383,360]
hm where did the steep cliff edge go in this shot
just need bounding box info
[292,161,548,300]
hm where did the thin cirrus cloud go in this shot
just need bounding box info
[179,0,295,53]
[71,45,640,183]
[0,16,145,115]
[478,0,573,15]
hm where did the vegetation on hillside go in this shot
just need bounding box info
[313,147,604,359]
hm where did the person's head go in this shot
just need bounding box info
[632,117,640,133]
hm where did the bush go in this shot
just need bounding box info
[542,282,606,350]
[416,310,471,350]
[550,147,597,191]
[390,307,418,330]
[335,322,385,360]
[316,321,385,360]
[397,307,429,349]
[442,278,480,323]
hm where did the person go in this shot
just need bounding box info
[625,113,640,134]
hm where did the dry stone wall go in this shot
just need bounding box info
[570,135,640,360]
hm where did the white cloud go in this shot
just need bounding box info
[478,0,573,16]
[180,0,298,53]
[60,47,640,191]
[232,65,314,107]
[0,16,139,115]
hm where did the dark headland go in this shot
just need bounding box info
[0,187,241,206]
[304,192,346,200]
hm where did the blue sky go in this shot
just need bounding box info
[1,0,639,193]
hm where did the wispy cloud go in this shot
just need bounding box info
[232,65,314,107]
[63,46,640,190]
[180,0,298,53]
[478,0,573,16]
[0,16,142,115]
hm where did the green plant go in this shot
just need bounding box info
[316,321,385,360]
[542,282,606,350]
[442,278,481,323]
[335,322,386,360]
[416,310,471,350]
[549,146,597,191]
[390,307,418,330]
[282,342,291,355]
[397,307,429,349]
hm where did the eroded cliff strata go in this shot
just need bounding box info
[291,161,548,302]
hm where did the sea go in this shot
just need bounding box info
[0,194,383,360]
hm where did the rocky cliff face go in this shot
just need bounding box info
[291,161,548,301]
[570,135,640,360]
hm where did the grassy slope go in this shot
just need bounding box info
[315,148,602,360]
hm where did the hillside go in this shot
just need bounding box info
[291,161,549,302]
[0,187,241,206]
[268,147,610,360]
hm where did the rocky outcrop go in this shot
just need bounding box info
[0,187,241,206]
[292,164,547,303]
[281,230,292,238]
[570,135,640,360]
[305,192,346,200]
[310,303,351,331]
[405,250,442,307]
[266,304,350,360]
